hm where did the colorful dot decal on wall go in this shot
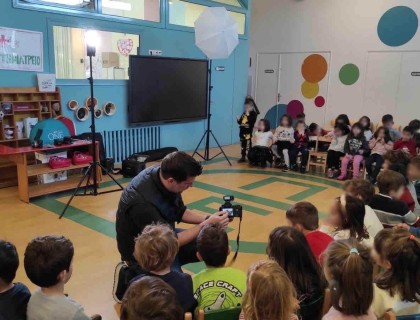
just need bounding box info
[264,104,287,128]
[301,54,328,83]
[377,6,418,47]
[339,63,360,85]
[314,96,325,108]
[286,100,304,119]
[301,81,319,99]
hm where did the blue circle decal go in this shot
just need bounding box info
[378,6,418,47]
[264,104,287,128]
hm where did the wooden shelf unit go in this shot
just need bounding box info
[0,87,62,188]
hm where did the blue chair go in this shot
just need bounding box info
[384,311,420,320]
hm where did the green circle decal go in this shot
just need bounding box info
[339,63,360,85]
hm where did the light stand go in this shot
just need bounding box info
[192,60,232,165]
[60,32,124,219]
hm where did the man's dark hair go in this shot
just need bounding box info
[160,151,203,182]
[402,126,414,135]
[197,224,229,267]
[0,240,19,283]
[286,202,319,231]
[382,114,394,124]
[24,235,74,287]
[377,170,406,195]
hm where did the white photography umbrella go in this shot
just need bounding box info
[194,7,239,59]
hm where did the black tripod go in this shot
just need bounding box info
[59,45,124,219]
[192,60,231,166]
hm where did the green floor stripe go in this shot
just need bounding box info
[188,196,271,216]
[239,176,326,202]
[202,168,343,188]
[32,198,117,239]
[193,181,291,211]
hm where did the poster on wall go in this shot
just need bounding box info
[0,27,43,72]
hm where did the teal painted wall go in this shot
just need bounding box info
[0,1,249,151]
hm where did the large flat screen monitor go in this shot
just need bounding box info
[128,56,208,125]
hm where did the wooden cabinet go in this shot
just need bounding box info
[0,87,62,188]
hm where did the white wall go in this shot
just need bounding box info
[249,0,420,127]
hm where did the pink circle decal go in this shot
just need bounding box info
[315,96,325,108]
[287,100,304,119]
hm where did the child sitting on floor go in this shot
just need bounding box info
[193,224,246,313]
[394,126,417,157]
[369,170,418,227]
[248,119,274,167]
[237,98,258,163]
[323,239,376,320]
[371,229,420,319]
[268,227,327,320]
[359,116,373,141]
[24,235,100,320]
[337,122,369,180]
[286,202,333,263]
[121,276,183,320]
[0,240,31,320]
[382,114,401,142]
[326,123,350,178]
[366,126,393,184]
[241,260,299,320]
[131,224,196,314]
[273,114,294,171]
[289,120,309,174]
[343,180,383,240]
[324,194,371,246]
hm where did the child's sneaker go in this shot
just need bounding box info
[237,157,246,163]
[327,168,333,178]
[291,164,298,172]
[337,175,347,181]
[282,164,289,172]
[333,169,341,178]
[300,166,306,174]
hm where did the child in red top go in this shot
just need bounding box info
[289,120,309,174]
[286,202,333,263]
[394,126,417,157]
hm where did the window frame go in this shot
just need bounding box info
[47,19,141,85]
[166,0,248,38]
[13,0,165,28]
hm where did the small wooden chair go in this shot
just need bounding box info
[197,307,242,320]
[308,136,332,174]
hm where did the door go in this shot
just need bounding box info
[255,53,280,124]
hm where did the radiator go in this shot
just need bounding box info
[103,127,161,163]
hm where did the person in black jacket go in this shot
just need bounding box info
[113,152,230,302]
[237,97,258,163]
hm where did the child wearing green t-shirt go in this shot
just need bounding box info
[193,224,247,313]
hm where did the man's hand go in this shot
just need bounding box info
[204,212,230,228]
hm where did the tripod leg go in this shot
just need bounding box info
[192,131,208,159]
[98,163,124,190]
[84,169,92,195]
[209,131,232,166]
[59,165,92,219]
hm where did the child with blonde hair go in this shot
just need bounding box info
[371,228,420,318]
[241,260,298,320]
[132,224,196,314]
[322,239,376,320]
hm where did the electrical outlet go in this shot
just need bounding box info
[149,50,162,56]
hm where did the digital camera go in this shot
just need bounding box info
[219,195,243,219]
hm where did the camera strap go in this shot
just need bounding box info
[228,215,242,265]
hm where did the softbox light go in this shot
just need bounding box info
[194,7,239,59]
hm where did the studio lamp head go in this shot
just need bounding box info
[85,30,100,57]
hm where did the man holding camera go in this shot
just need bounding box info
[113,151,230,301]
